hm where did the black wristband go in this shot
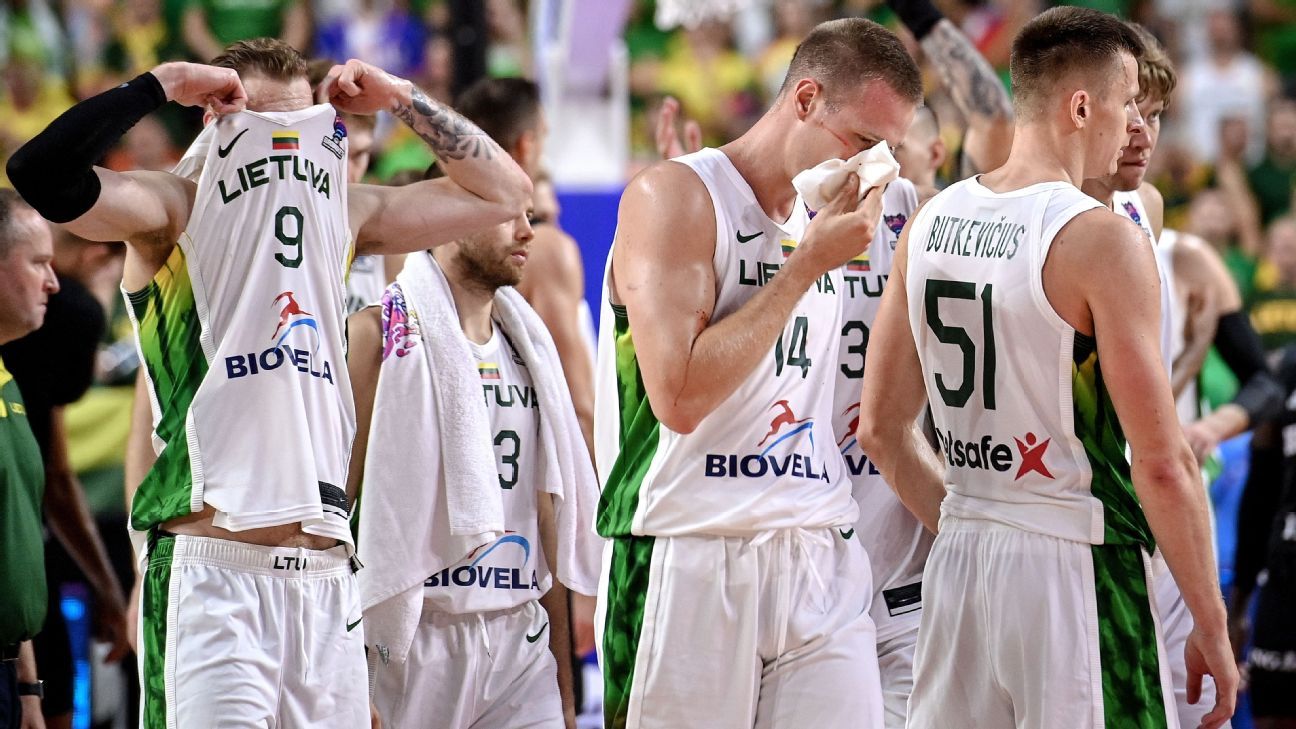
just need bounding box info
[885,0,945,41]
[8,72,168,223]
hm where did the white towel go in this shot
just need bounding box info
[791,141,900,211]
[357,251,602,665]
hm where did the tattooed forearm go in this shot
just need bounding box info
[921,20,1013,122]
[391,88,502,161]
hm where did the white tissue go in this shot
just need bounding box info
[792,141,901,211]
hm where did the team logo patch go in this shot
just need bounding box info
[704,399,829,480]
[272,131,300,151]
[322,115,347,160]
[224,291,334,384]
[757,399,815,456]
[425,532,540,592]
[1121,201,1142,226]
[271,291,319,350]
[837,403,860,452]
[381,286,418,361]
[884,213,908,237]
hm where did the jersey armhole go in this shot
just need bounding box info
[1030,196,1103,337]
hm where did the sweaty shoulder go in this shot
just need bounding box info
[1045,208,1150,334]
[621,160,713,230]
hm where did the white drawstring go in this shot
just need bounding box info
[742,529,832,671]
[295,547,310,681]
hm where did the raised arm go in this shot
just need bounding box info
[7,63,244,280]
[886,0,1015,174]
[1051,212,1237,729]
[321,60,532,255]
[857,221,946,533]
[616,163,881,433]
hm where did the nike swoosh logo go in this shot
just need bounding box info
[838,528,855,540]
[525,622,549,643]
[736,230,764,243]
[346,617,362,632]
[217,128,249,158]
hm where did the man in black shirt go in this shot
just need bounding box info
[1232,345,1296,728]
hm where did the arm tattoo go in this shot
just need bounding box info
[390,88,500,161]
[920,21,1013,123]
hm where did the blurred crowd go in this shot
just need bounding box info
[6,0,1296,725]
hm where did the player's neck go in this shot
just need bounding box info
[980,126,1085,191]
[436,254,498,345]
[1079,177,1117,209]
[723,123,798,224]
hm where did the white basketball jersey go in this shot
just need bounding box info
[1159,230,1199,424]
[126,105,355,542]
[594,148,854,538]
[830,178,933,637]
[906,177,1155,548]
[346,254,388,314]
[1113,189,1176,374]
[424,321,552,613]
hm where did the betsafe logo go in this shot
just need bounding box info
[934,428,1055,481]
[425,532,541,591]
[704,400,831,481]
[225,291,335,384]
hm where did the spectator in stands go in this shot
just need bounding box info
[1191,187,1263,298]
[1249,98,1296,224]
[1251,0,1296,84]
[1180,9,1273,164]
[181,0,309,61]
[634,20,759,147]
[315,0,427,79]
[103,0,172,81]
[1249,216,1296,352]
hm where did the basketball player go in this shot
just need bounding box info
[653,100,930,728]
[891,106,944,202]
[8,39,530,726]
[1081,28,1279,727]
[456,77,596,453]
[593,18,920,729]
[857,8,1237,728]
[349,210,590,728]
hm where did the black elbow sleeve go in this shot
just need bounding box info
[8,72,167,223]
[1214,311,1268,383]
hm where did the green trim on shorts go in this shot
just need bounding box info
[1092,543,1168,729]
[602,535,656,729]
[142,535,175,729]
